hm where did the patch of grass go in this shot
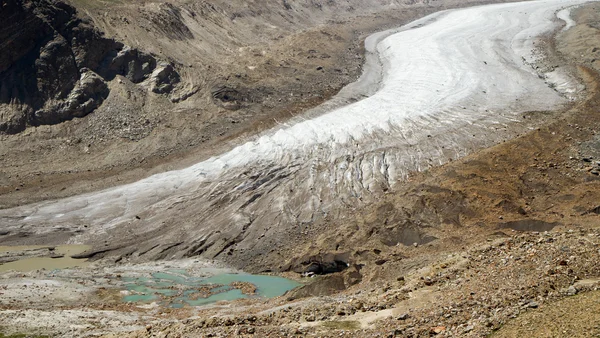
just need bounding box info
[0,333,50,338]
[95,287,124,304]
[320,320,361,330]
[490,291,600,338]
[0,327,49,338]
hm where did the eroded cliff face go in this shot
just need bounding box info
[0,0,180,134]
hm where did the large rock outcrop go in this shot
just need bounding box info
[0,0,180,134]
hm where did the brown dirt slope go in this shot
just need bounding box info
[493,291,600,338]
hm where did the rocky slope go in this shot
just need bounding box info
[0,0,181,134]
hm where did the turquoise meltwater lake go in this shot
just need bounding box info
[122,270,301,308]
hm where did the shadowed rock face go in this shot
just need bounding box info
[0,0,180,133]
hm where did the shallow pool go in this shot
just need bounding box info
[122,270,301,307]
[0,245,91,273]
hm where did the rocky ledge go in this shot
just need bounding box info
[0,0,181,134]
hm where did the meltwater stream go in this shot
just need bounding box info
[0,0,593,265]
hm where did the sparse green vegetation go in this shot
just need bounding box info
[0,333,50,338]
[321,320,361,330]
